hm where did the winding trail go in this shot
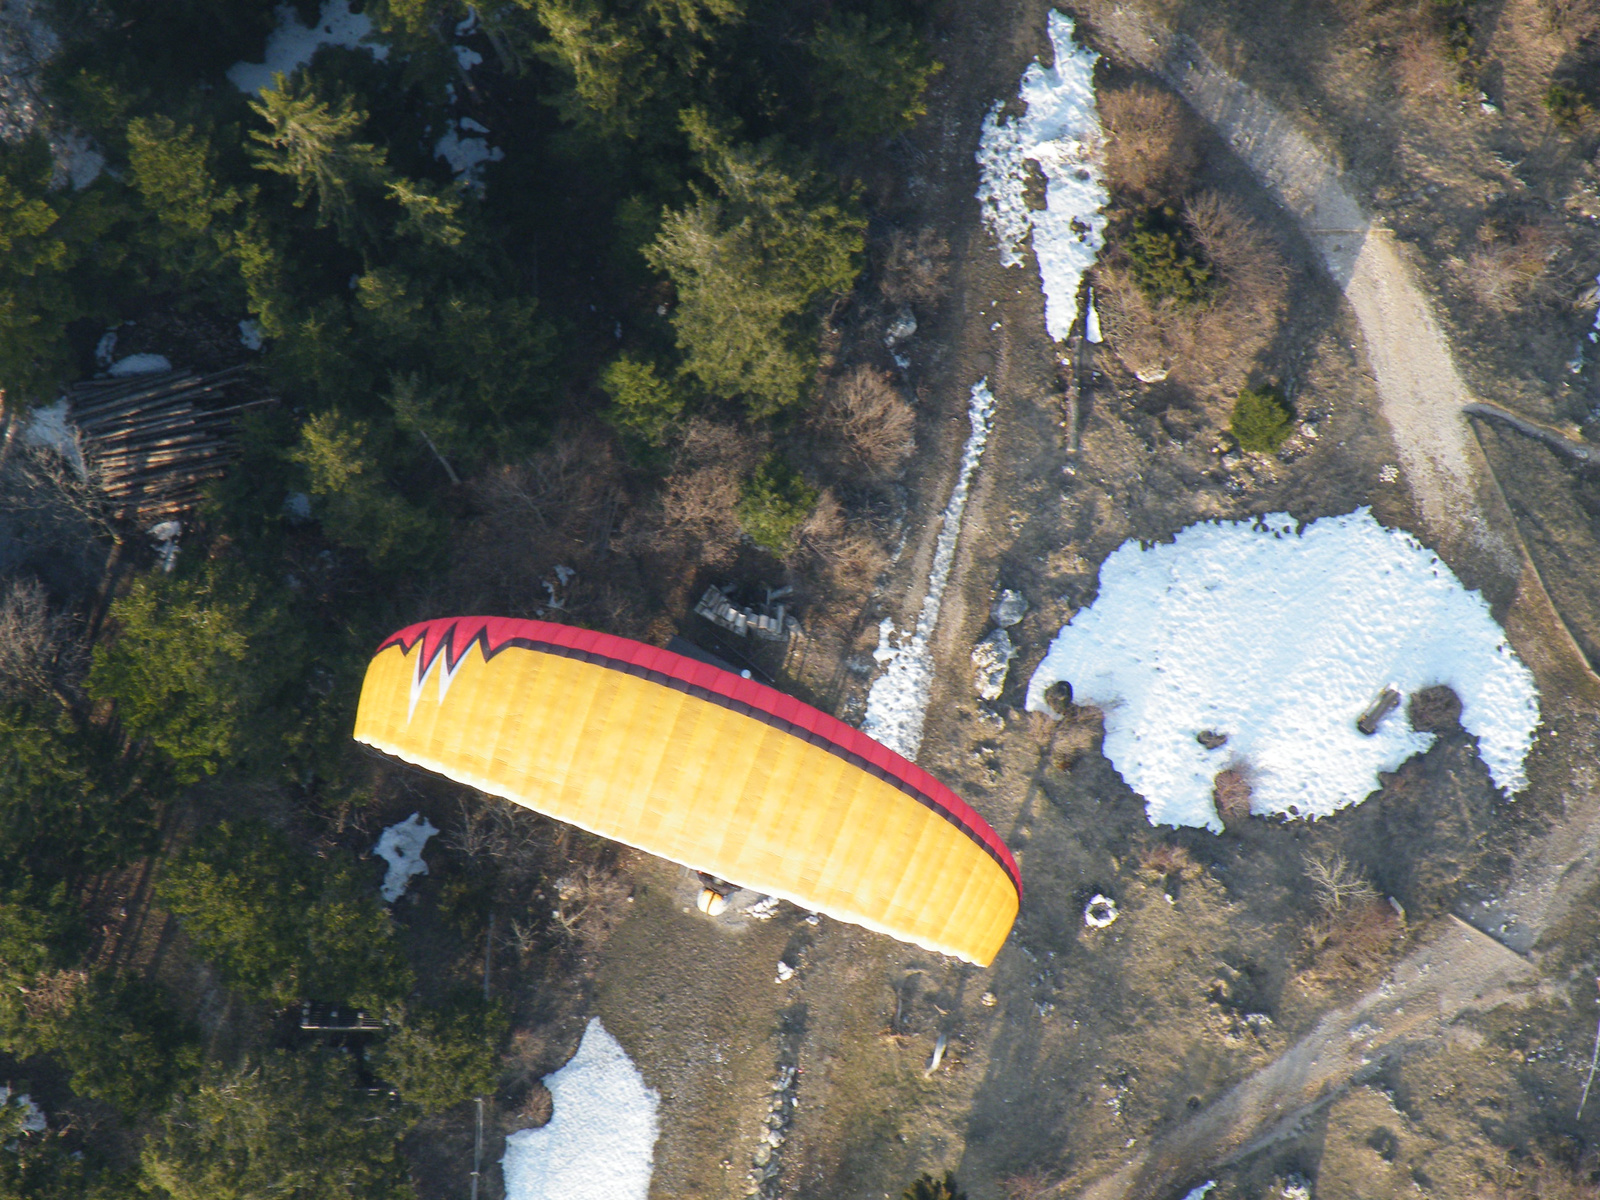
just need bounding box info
[1060,7,1600,1197]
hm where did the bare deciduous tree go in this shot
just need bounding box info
[1303,849,1380,916]
[0,577,83,701]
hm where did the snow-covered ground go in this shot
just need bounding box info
[0,1087,46,1134]
[435,118,503,188]
[502,1018,660,1200]
[863,379,998,759]
[975,11,1108,342]
[228,0,388,95]
[108,353,171,377]
[1026,511,1540,831]
[372,812,437,903]
[22,399,81,472]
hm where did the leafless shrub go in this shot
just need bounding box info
[443,794,497,861]
[1097,192,1288,402]
[550,860,632,953]
[1183,192,1287,312]
[1137,842,1199,880]
[1100,82,1200,205]
[624,419,761,574]
[0,442,117,546]
[513,1081,553,1129]
[453,429,634,623]
[1463,223,1560,312]
[1408,684,1463,733]
[788,490,888,600]
[1304,849,1380,916]
[1049,705,1104,771]
[880,228,950,307]
[1212,767,1253,825]
[0,577,81,699]
[1303,899,1403,987]
[812,366,916,478]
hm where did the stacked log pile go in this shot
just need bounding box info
[64,366,272,521]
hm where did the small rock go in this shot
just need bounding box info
[991,588,1029,627]
[972,628,1018,701]
[1196,730,1228,750]
[884,307,917,348]
[1084,894,1119,928]
[980,991,998,1007]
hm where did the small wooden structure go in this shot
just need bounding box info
[693,583,793,641]
[1357,686,1401,736]
[64,366,271,522]
[298,1002,388,1034]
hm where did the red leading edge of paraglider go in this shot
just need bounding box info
[375,616,1022,896]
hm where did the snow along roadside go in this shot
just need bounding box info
[862,379,998,759]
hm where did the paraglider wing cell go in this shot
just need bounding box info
[353,616,1019,965]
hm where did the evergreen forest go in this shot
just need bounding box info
[0,0,945,1193]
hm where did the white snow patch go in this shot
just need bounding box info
[372,812,438,903]
[435,121,504,186]
[22,399,84,476]
[454,44,484,70]
[108,353,171,376]
[228,0,389,95]
[94,329,117,368]
[1025,510,1539,831]
[1085,286,1103,343]
[1181,1184,1215,1200]
[56,132,104,190]
[975,10,1108,342]
[0,1087,45,1134]
[863,378,998,758]
[502,1018,660,1200]
[238,319,264,350]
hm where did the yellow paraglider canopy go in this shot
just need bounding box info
[354,616,1019,965]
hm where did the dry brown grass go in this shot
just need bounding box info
[880,227,950,308]
[1481,1151,1600,1199]
[1100,82,1200,205]
[1393,30,1461,101]
[1542,0,1600,47]
[811,366,916,479]
[1001,1172,1062,1200]
[1212,766,1253,825]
